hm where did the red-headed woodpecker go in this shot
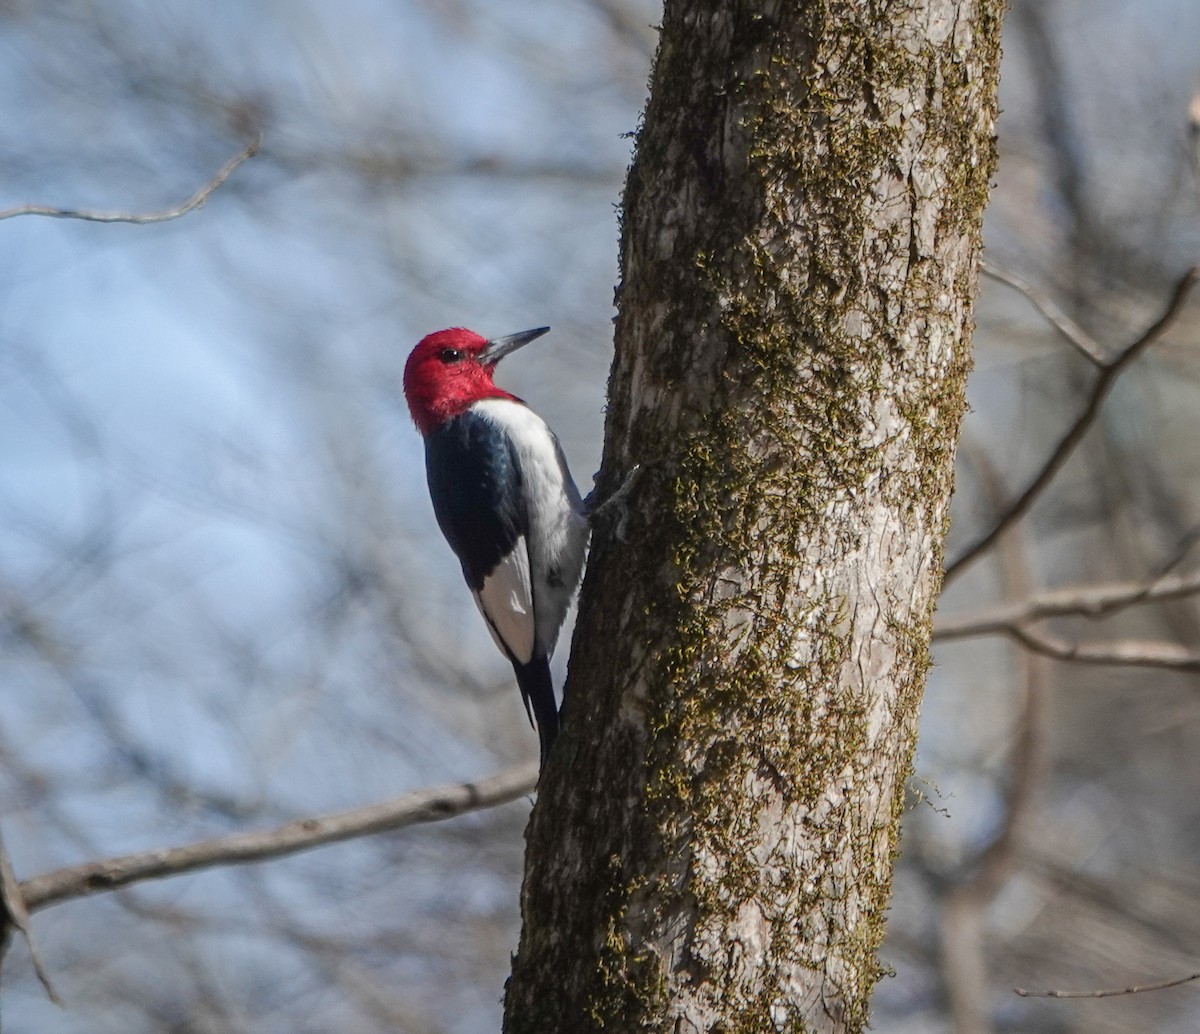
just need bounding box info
[403,327,588,767]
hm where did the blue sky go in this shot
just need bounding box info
[3,1,1200,1031]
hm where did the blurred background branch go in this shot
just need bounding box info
[945,267,1198,582]
[1,1,1199,1032]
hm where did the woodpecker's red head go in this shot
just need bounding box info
[403,326,549,436]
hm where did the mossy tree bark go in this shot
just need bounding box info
[504,1,1003,1031]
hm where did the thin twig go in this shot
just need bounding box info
[1015,971,1200,998]
[0,136,261,224]
[981,261,1106,365]
[934,568,1200,641]
[0,829,61,1004]
[21,763,538,911]
[946,267,1200,584]
[1150,517,1200,579]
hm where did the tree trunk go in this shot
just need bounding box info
[504,1,1003,1031]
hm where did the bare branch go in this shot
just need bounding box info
[1005,624,1200,673]
[1015,971,1200,998]
[945,267,1200,583]
[0,830,60,1005]
[0,136,260,224]
[937,564,1200,670]
[20,763,538,912]
[981,261,1106,365]
[935,568,1200,641]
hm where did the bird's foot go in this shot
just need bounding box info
[585,463,642,542]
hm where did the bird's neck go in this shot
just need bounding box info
[413,387,522,437]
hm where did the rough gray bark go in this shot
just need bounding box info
[504,1,1003,1031]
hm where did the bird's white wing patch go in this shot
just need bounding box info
[472,537,535,665]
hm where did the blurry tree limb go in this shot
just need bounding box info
[935,568,1200,641]
[1006,625,1200,673]
[980,261,1105,364]
[1010,0,1091,292]
[4,592,282,824]
[1014,971,1200,998]
[0,829,60,1005]
[1153,518,1200,578]
[1025,851,1200,956]
[588,0,658,58]
[945,267,1200,583]
[0,136,260,224]
[246,871,446,1031]
[1190,92,1200,202]
[20,763,536,911]
[263,137,621,187]
[936,566,1200,671]
[940,448,1046,1034]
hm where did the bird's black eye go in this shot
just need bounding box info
[439,348,463,364]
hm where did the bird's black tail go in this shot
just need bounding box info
[513,656,559,769]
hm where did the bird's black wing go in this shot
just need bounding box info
[424,407,558,764]
[424,409,528,591]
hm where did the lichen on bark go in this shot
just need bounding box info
[504,2,1004,1032]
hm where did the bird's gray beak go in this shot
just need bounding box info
[480,326,550,365]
